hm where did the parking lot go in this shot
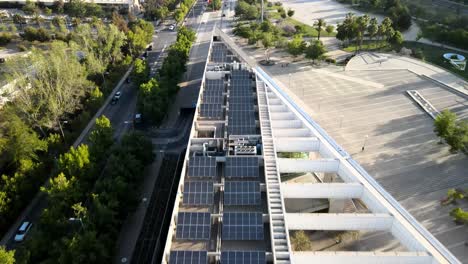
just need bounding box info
[263,55,468,261]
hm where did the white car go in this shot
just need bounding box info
[169,25,175,31]
[114,91,122,99]
[14,222,32,242]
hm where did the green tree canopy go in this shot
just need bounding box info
[0,246,15,264]
[305,40,327,63]
[287,34,306,57]
[89,116,114,162]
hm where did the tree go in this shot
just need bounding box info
[41,172,78,209]
[287,9,294,17]
[53,0,65,13]
[434,110,457,140]
[23,0,39,15]
[212,0,222,10]
[261,32,274,62]
[291,230,311,251]
[450,208,468,224]
[152,6,169,22]
[381,17,393,41]
[287,34,305,57]
[12,14,26,30]
[0,246,15,264]
[120,132,154,166]
[356,15,370,51]
[367,17,379,42]
[235,1,259,20]
[89,116,114,162]
[6,41,92,135]
[0,107,47,169]
[389,4,412,30]
[132,58,149,85]
[127,19,154,56]
[336,13,357,46]
[445,121,468,154]
[325,25,335,35]
[389,30,403,46]
[58,145,91,179]
[112,11,128,33]
[314,18,326,40]
[305,40,327,64]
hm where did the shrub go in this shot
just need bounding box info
[267,2,273,7]
[325,57,336,64]
[411,48,425,60]
[274,2,282,6]
[0,32,13,45]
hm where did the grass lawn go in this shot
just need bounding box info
[402,41,468,81]
[343,41,392,52]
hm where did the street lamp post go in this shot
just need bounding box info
[361,135,369,151]
[69,217,85,230]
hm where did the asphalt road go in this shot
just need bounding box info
[1,21,176,250]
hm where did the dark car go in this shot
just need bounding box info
[147,45,153,51]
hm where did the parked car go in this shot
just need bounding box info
[147,45,153,51]
[114,91,122,99]
[14,222,32,242]
[169,25,175,31]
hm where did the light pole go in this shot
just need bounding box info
[69,217,85,230]
[361,135,369,152]
[58,120,68,140]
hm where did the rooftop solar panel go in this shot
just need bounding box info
[200,103,223,119]
[176,212,211,240]
[220,251,266,264]
[222,212,264,240]
[229,102,255,112]
[188,156,217,178]
[183,181,214,205]
[170,250,208,264]
[202,95,223,104]
[225,157,259,178]
[224,181,260,205]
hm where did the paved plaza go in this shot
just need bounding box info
[259,52,468,260]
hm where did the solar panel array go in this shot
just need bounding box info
[169,250,208,264]
[225,157,259,178]
[222,212,264,240]
[188,156,217,178]
[183,181,214,205]
[200,103,223,119]
[224,181,261,205]
[176,212,211,240]
[200,79,225,119]
[211,44,232,63]
[228,70,257,135]
[220,251,266,264]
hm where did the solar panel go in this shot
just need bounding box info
[176,212,211,240]
[188,156,217,178]
[183,181,214,205]
[202,95,223,104]
[228,111,257,135]
[220,251,266,264]
[225,157,259,178]
[222,212,264,240]
[170,250,208,264]
[229,102,255,112]
[200,103,223,119]
[224,181,260,205]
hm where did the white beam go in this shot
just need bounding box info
[293,251,432,264]
[272,120,302,128]
[278,158,340,173]
[282,183,363,199]
[274,128,312,137]
[270,112,295,120]
[275,137,320,152]
[287,213,393,230]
